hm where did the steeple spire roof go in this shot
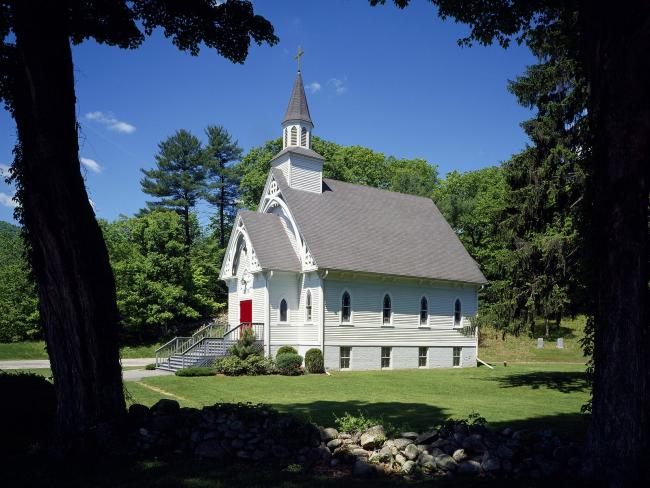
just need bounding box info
[282,71,313,125]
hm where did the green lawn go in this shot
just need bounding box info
[127,363,589,438]
[0,341,160,360]
[479,316,588,364]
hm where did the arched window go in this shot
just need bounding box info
[231,234,246,276]
[305,290,312,322]
[454,299,462,326]
[383,294,392,325]
[290,126,298,146]
[300,126,307,146]
[420,296,428,326]
[280,299,288,323]
[341,291,351,323]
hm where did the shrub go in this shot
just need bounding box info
[0,372,55,452]
[229,326,262,360]
[243,355,276,375]
[175,367,216,377]
[304,348,325,374]
[145,363,156,370]
[276,345,298,356]
[334,410,399,437]
[214,355,247,376]
[276,352,303,376]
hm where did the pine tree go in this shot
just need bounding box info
[204,125,243,247]
[141,130,207,250]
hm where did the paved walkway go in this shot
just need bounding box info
[0,358,156,369]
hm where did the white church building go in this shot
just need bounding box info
[219,70,487,371]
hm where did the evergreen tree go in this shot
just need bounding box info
[141,130,207,250]
[204,125,243,247]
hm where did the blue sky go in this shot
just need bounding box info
[0,0,535,224]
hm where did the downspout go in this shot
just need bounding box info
[264,270,273,357]
[320,269,329,353]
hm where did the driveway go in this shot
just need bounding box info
[0,358,156,370]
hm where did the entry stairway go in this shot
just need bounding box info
[155,322,264,372]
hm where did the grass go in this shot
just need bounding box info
[0,341,160,360]
[126,363,589,438]
[479,316,588,364]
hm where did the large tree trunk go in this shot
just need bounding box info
[580,2,650,485]
[12,0,126,452]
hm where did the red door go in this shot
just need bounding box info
[239,299,252,324]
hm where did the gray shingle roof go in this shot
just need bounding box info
[271,168,487,284]
[270,145,325,163]
[239,210,301,272]
[282,72,313,125]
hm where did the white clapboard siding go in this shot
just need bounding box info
[269,324,319,346]
[252,273,266,323]
[227,280,238,326]
[298,272,321,325]
[324,326,476,347]
[289,154,322,193]
[269,272,300,326]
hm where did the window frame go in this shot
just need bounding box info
[305,290,313,323]
[418,347,428,368]
[381,293,393,327]
[452,346,462,367]
[340,346,351,370]
[419,296,429,327]
[279,298,289,324]
[381,346,392,369]
[453,298,462,327]
[340,290,352,325]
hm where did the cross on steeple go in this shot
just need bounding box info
[294,46,304,72]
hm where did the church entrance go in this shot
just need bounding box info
[239,299,252,324]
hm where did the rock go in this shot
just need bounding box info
[151,414,177,432]
[462,434,487,454]
[327,438,342,450]
[393,438,414,450]
[395,453,407,465]
[320,427,339,441]
[418,453,436,470]
[352,432,362,445]
[195,439,224,459]
[452,448,468,463]
[435,454,458,472]
[377,445,392,462]
[360,425,386,450]
[482,457,501,472]
[272,445,290,458]
[401,460,417,474]
[404,443,419,460]
[496,444,515,460]
[426,447,445,458]
[458,460,482,475]
[352,448,369,458]
[453,432,466,444]
[230,438,244,449]
[353,459,376,477]
[330,458,340,467]
[501,427,514,437]
[151,399,180,416]
[400,431,419,440]
[415,430,438,445]
[339,433,352,439]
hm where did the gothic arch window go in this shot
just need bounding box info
[300,126,307,146]
[382,294,392,325]
[420,296,428,326]
[305,290,312,322]
[290,126,298,145]
[280,298,288,323]
[231,234,246,276]
[454,299,462,327]
[341,291,351,323]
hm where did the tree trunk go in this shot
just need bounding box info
[580,2,650,485]
[12,0,126,452]
[219,172,226,247]
[183,204,191,250]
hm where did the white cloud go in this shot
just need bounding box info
[85,111,136,134]
[80,157,102,173]
[307,82,321,94]
[0,192,18,208]
[0,164,10,178]
[328,77,348,95]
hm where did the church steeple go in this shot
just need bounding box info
[282,48,313,150]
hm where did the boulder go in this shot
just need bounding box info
[393,438,414,450]
[327,438,342,450]
[462,434,487,454]
[418,453,436,470]
[320,427,339,442]
[400,431,419,440]
[151,399,180,416]
[496,444,515,460]
[401,460,417,475]
[435,454,458,472]
[415,430,438,445]
[501,427,514,437]
[360,425,386,450]
[377,445,392,462]
[353,459,376,477]
[458,460,482,475]
[482,457,501,472]
[195,439,224,459]
[395,453,407,465]
[352,448,369,458]
[452,448,468,463]
[404,443,419,461]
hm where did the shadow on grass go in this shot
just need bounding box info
[491,371,589,394]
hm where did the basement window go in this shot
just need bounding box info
[340,347,351,369]
[418,347,428,367]
[381,347,392,369]
[453,347,461,367]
